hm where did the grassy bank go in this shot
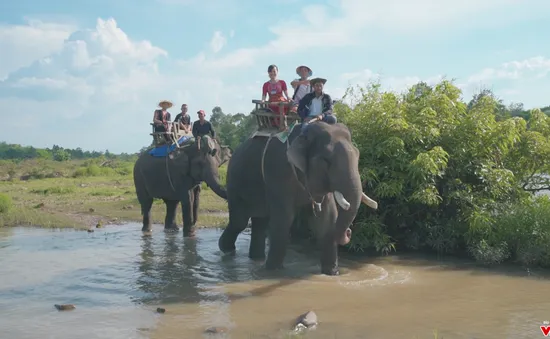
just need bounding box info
[0,159,228,230]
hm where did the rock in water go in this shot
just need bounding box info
[54,304,75,311]
[204,326,228,334]
[293,310,318,332]
[156,307,166,314]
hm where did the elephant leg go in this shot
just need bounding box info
[180,191,195,237]
[188,188,195,226]
[265,204,295,271]
[289,205,312,243]
[139,196,154,232]
[163,199,179,231]
[308,202,339,275]
[192,185,201,226]
[249,216,268,260]
[218,201,250,254]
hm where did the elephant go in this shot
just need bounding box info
[218,121,377,275]
[133,135,232,236]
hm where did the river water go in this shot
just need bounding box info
[0,224,548,339]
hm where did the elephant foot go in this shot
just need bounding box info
[142,226,152,232]
[321,266,340,276]
[183,227,196,238]
[218,236,236,254]
[264,260,284,271]
[248,249,266,261]
[164,225,180,232]
[249,253,266,261]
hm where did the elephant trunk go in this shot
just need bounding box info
[330,153,363,246]
[202,163,227,200]
[333,186,362,245]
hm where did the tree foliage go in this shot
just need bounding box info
[209,107,257,150]
[0,142,136,162]
[337,80,550,267]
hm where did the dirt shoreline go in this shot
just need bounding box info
[66,210,230,230]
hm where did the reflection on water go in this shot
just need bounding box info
[0,225,549,339]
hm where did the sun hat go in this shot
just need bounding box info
[296,65,313,77]
[310,77,327,86]
[158,100,173,108]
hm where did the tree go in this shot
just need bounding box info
[336,80,550,267]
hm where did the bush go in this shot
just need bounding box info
[336,80,550,267]
[73,164,115,177]
[0,193,13,213]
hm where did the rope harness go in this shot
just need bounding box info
[260,133,325,217]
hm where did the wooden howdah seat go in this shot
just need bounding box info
[150,122,194,148]
[249,100,300,138]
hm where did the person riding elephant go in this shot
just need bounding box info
[152,100,174,142]
[133,135,232,237]
[217,119,377,276]
[297,77,337,127]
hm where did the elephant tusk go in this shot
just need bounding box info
[361,192,378,210]
[334,191,351,210]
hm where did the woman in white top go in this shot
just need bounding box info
[290,65,313,113]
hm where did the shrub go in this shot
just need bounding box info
[0,193,13,213]
[335,80,550,267]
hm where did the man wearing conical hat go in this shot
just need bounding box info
[153,100,173,142]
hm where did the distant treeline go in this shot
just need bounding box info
[0,143,136,162]
[2,88,549,161]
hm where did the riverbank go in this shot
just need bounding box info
[0,174,228,230]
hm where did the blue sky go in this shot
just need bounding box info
[1,0,549,153]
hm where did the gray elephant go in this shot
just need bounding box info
[133,135,232,236]
[218,122,377,275]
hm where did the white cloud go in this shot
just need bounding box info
[468,56,550,83]
[0,19,76,79]
[0,18,258,152]
[336,55,550,108]
[1,0,550,153]
[181,0,550,72]
[335,69,445,99]
[209,31,226,53]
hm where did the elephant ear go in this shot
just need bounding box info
[199,135,217,156]
[287,135,308,173]
[219,146,232,165]
[168,147,191,175]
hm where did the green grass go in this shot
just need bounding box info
[0,159,228,230]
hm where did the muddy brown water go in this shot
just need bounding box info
[0,224,548,339]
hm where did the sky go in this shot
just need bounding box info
[1,0,549,153]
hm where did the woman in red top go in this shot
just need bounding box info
[261,64,290,129]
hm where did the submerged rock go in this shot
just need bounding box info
[293,311,318,332]
[87,229,94,233]
[156,307,166,314]
[204,326,228,334]
[54,304,75,311]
